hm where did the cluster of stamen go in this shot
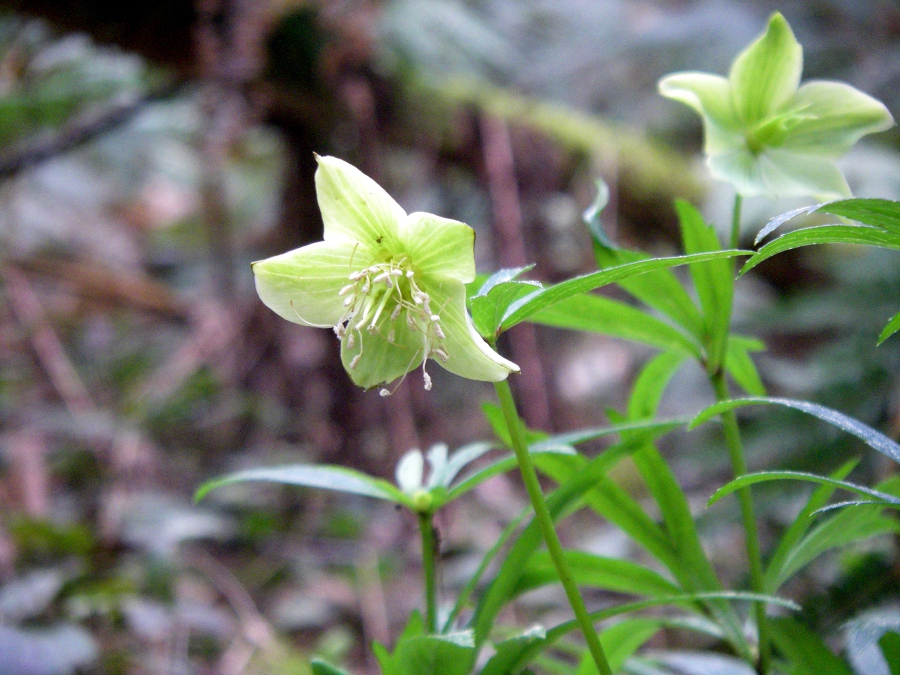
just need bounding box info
[333,257,448,394]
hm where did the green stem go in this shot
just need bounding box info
[710,371,770,675]
[493,378,614,675]
[730,193,743,250]
[418,511,438,633]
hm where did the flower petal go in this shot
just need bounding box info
[252,240,366,327]
[729,12,802,125]
[780,81,895,155]
[658,72,742,154]
[709,148,850,199]
[315,155,407,248]
[401,212,477,283]
[422,279,519,382]
[341,302,426,389]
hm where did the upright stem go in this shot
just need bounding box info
[494,378,614,675]
[710,373,770,674]
[730,193,743,250]
[713,191,770,674]
[418,511,438,633]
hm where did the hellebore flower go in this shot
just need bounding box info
[252,155,519,392]
[659,12,894,199]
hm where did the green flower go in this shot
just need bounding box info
[659,12,894,198]
[252,155,519,392]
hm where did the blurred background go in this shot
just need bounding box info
[1,0,899,672]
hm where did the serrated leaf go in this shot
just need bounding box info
[755,201,829,243]
[529,293,701,357]
[691,397,900,464]
[500,250,749,331]
[742,225,900,274]
[708,471,900,511]
[820,198,900,233]
[764,460,858,593]
[594,246,705,339]
[195,465,407,504]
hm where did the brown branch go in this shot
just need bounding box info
[480,114,552,431]
[0,82,183,180]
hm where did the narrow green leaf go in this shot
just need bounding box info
[481,402,548,448]
[504,592,800,674]
[707,470,900,510]
[880,632,900,675]
[820,198,900,233]
[195,465,407,505]
[879,310,900,345]
[529,293,701,356]
[583,178,612,247]
[531,417,688,451]
[581,618,662,674]
[773,500,900,588]
[764,460,858,593]
[675,200,734,372]
[480,626,547,675]
[594,246,706,338]
[755,202,828,243]
[470,266,541,339]
[445,445,575,502]
[311,659,352,675]
[512,550,683,599]
[470,446,634,647]
[690,397,900,464]
[742,224,900,274]
[500,250,749,330]
[627,352,688,420]
[395,632,476,675]
[724,336,766,395]
[768,617,854,675]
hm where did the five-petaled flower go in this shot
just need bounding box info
[252,155,519,393]
[659,12,894,199]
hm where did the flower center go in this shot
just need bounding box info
[333,257,448,391]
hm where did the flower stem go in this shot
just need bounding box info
[730,193,743,250]
[494,378,613,675]
[709,373,770,675]
[418,511,438,633]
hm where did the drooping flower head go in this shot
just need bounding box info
[659,12,894,199]
[252,155,519,393]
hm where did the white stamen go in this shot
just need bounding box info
[346,332,355,349]
[423,371,432,391]
[339,284,355,296]
[350,354,361,369]
[406,270,415,278]
[390,304,402,321]
[343,297,354,306]
[434,325,445,340]
[430,314,440,322]
[379,388,391,397]
[433,348,449,362]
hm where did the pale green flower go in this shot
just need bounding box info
[659,12,894,198]
[252,155,519,392]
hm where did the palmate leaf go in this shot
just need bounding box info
[691,397,900,464]
[500,250,749,331]
[755,198,900,243]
